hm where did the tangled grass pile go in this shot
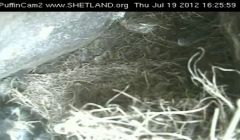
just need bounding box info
[7,48,240,140]
[50,49,240,140]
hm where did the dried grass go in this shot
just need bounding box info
[50,49,240,140]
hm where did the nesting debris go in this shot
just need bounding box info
[51,49,240,140]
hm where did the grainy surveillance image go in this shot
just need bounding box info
[0,12,240,140]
